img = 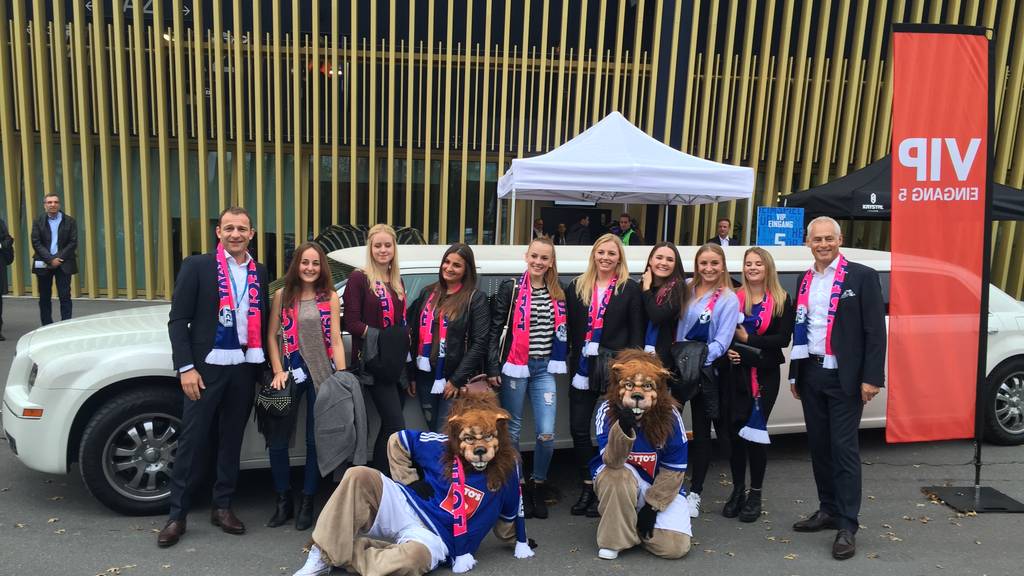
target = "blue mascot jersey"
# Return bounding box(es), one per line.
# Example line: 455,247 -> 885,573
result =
589,401 -> 689,494
396,430 -> 524,561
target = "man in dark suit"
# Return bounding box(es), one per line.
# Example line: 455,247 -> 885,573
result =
566,215 -> 592,245
158,206 -> 269,548
30,194 -> 78,325
706,217 -> 737,246
0,216 -> 13,341
788,216 -> 885,560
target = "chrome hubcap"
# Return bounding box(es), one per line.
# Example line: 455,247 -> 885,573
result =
994,372 -> 1024,435
102,413 -> 179,502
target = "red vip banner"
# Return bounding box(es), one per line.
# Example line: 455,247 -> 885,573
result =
887,29 -> 989,443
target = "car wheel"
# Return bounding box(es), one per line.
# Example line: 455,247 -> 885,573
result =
984,358 -> 1024,446
78,387 -> 182,515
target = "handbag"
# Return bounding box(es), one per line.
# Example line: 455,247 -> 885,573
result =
670,340 -> 708,402
732,342 -> 763,367
256,368 -> 295,418
586,346 -> 618,394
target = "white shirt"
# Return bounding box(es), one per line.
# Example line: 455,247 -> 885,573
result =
226,248 -> 253,346
718,236 -> 730,247
807,258 -> 837,357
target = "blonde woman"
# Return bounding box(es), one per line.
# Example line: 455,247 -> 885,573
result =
721,247 -> 793,522
342,224 -> 409,472
566,233 -> 644,517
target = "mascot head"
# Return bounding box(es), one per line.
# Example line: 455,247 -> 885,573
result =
604,349 -> 679,447
445,390 -> 519,491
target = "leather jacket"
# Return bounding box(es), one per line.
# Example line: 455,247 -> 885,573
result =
407,287 -> 491,386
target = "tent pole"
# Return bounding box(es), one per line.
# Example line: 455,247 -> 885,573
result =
744,195 -> 755,245
530,201 -> 535,238
510,191 -> 517,244
663,203 -> 669,241
495,198 -> 502,245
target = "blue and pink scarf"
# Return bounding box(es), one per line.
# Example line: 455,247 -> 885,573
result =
571,277 -> 617,390
791,254 -> 848,369
206,244 -> 264,365
280,298 -> 334,383
502,272 -> 569,377
644,279 -> 678,353
416,288 -> 457,394
736,289 -> 773,445
374,280 -> 406,328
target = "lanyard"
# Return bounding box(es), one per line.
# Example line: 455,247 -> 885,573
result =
229,260 -> 246,310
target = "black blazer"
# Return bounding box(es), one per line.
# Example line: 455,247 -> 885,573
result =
408,287 -> 490,387
168,252 -> 270,376
641,283 -> 683,372
566,277 -> 644,372
487,278 -> 568,376
740,294 -> 795,368
788,259 -> 886,395
31,212 -> 78,275
705,235 -> 738,246
0,218 -> 12,293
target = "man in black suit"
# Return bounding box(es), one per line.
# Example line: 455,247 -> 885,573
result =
566,215 -> 592,245
158,206 -> 269,548
706,217 -> 736,246
788,216 -> 885,560
30,194 -> 78,325
0,216 -> 13,340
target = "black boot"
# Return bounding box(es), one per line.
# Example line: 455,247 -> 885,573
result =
521,481 -> 536,519
722,486 -> 746,518
571,483 -> 597,516
267,491 -> 293,527
739,488 -> 762,523
295,494 -> 315,531
585,490 -> 600,518
531,480 -> 549,519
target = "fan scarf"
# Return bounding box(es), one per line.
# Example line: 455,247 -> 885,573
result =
571,277 -> 617,390
416,289 -> 455,394
280,298 -> 334,383
502,272 -> 569,377
681,287 -> 722,343
374,280 -> 406,327
791,254 -> 848,369
207,244 -> 264,365
736,289 -> 773,445
643,279 -> 677,353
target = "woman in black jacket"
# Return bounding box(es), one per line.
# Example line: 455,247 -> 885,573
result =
408,243 -> 490,432
722,247 -> 794,522
566,233 -> 644,517
640,242 -> 689,376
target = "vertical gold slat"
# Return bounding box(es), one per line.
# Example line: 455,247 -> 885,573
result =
150,1 -> 172,297
422,1 -> 435,239
909,0 -> 926,23
31,0 -> 55,224
731,0 -> 757,168
945,0 -> 962,23
171,0 -> 190,261
628,0 -> 645,123
292,1 -> 303,252
681,0 -> 702,244
871,0 -> 907,160
496,0 -> 514,243
111,2 -> 136,297
834,0 -> 869,176
571,0 -> 590,137
404,1 -> 416,227
313,0 -> 323,234
193,11 -> 210,254
367,3 -> 378,225
991,0 -> 1024,288
384,1 -> 396,225
458,1 -> 474,242
779,1 -> 815,198
513,8 -> 532,243
608,0 -> 627,114
233,0 -> 246,206
993,0 -> 1016,129
439,0 -> 455,243
1007,68 -> 1024,298
275,0 -> 285,270
212,0 -> 227,213
797,0 -> 833,190
854,0 -> 889,167
130,3 -> 154,298
964,0 -> 981,22
253,0 -> 266,262
929,0 -> 944,22
12,3 -> 39,295
591,0 -> 608,123
553,0 -> 570,145
661,0 -> 684,242
69,1 -> 100,296
349,2 -> 359,222
644,0 -> 664,134
815,0 -> 851,184
478,0 -> 494,240
530,1 -> 549,153
696,0 -> 718,158
51,2 -> 77,295
332,0 -> 342,226
713,1 -> 738,230
748,1 -> 776,208
0,5 -> 23,295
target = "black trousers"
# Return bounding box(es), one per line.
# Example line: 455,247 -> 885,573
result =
686,389 -> 716,495
363,379 -> 407,474
168,363 -> 257,520
569,386 -> 601,481
37,268 -> 72,325
798,361 -> 864,533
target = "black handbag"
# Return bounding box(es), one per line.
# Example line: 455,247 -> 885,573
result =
670,340 -> 708,401
587,346 -> 618,394
732,342 -> 763,367
256,368 -> 295,418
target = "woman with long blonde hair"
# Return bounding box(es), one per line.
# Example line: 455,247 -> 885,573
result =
342,224 -> 409,472
566,233 -> 643,517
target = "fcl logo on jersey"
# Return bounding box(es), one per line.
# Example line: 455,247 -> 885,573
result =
627,451 -> 659,478
441,483 -> 484,519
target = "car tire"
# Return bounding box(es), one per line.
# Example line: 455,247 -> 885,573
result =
78,387 -> 182,516
983,358 -> 1024,446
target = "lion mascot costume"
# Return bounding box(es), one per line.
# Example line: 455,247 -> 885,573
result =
591,349 -> 693,560
294,391 -> 534,576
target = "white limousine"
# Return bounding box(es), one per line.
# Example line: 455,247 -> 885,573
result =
4,245 -> 1024,515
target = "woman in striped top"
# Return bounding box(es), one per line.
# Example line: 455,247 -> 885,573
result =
487,236 -> 568,519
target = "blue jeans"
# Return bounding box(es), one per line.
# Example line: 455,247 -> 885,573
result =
416,370 -> 452,433
268,377 -> 319,496
499,357 -> 557,482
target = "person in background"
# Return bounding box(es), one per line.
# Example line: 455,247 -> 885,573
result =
640,242 -> 688,376
613,213 -> 645,246
706,218 -> 736,247
31,193 -> 78,325
565,233 -> 644,518
0,216 -> 12,341
721,247 -> 793,523
408,243 -> 490,432
789,216 -> 885,561
488,236 -> 568,519
263,242 -> 347,531
675,243 -> 739,519
553,223 -> 569,246
342,224 -> 409,473
566,215 -> 592,246
532,218 -> 546,240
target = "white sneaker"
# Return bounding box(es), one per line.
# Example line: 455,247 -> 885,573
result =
686,491 -> 702,518
293,545 -> 331,576
598,548 -> 619,560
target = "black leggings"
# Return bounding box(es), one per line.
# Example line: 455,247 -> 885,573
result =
686,390 -> 716,495
729,420 -> 768,489
569,387 -> 602,482
363,380 -> 407,474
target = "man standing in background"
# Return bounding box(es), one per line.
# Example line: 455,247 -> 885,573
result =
31,194 -> 78,326
0,216 -> 13,340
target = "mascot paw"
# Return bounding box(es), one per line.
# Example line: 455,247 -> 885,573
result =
514,540 -> 536,559
452,553 -> 478,573
636,503 -> 658,539
617,406 -> 637,437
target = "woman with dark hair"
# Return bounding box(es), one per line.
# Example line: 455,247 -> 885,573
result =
640,242 -> 689,375
721,247 -> 793,522
263,242 -> 346,530
566,233 -> 644,517
408,243 -> 491,431
342,224 -> 409,473
675,243 -> 740,518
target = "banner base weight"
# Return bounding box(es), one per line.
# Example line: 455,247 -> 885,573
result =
922,486 -> 1024,514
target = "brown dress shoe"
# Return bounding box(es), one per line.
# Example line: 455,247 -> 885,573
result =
832,529 -> 856,560
210,508 -> 246,535
792,510 -> 839,532
157,519 -> 186,547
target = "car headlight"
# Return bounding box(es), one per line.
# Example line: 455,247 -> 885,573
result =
27,363 -> 38,390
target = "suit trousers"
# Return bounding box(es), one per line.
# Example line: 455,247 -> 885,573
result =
168,363 -> 257,520
797,361 -> 864,533
37,268 -> 72,325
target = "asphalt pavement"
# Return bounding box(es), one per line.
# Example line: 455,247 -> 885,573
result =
1,296 -> 1023,576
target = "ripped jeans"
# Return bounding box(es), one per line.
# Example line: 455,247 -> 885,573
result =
499,357 -> 557,482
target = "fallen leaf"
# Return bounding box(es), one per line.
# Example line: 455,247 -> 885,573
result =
884,523 -> 894,529
913,464 -> 921,468
950,521 -> 962,527
779,538 -> 791,544
936,565 -> 944,569
703,549 -> 716,554
901,516 -> 912,521
161,566 -> 171,570
966,511 -> 978,517
47,517 -> 59,524
784,553 -> 798,560
726,552 -> 735,557
794,499 -> 804,504
49,496 -> 64,501
569,546 -> 578,553
916,503 -> 926,507
766,536 -> 777,541
867,553 -> 879,559
186,548 -> 196,553
15,523 -> 26,528
919,516 -> 930,524
867,495 -> 876,500
54,528 -> 66,535
975,540 -> 982,545
1,487 -> 9,492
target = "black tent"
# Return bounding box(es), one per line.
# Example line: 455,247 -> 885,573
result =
783,156 -> 1024,221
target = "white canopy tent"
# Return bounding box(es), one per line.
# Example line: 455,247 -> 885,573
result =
497,111 -> 756,241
